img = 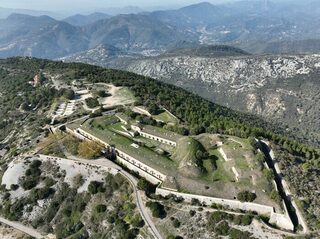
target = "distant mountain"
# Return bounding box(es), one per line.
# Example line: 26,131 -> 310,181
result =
0,14 -> 88,58
0,13 -> 189,59
98,6 -> 144,15
150,2 -> 223,29
1,1 -> 320,59
63,12 -> 110,26
163,45 -> 249,57
261,39 -> 320,54
0,14 -> 56,44
84,14 -> 189,51
59,44 -> 134,66
0,7 -> 61,19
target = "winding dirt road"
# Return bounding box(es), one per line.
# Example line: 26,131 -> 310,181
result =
0,217 -> 44,239
38,154 -> 163,239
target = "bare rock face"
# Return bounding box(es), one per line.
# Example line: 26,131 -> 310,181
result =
124,54 -> 320,144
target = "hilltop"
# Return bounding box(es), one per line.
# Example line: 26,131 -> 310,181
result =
0,57 -> 319,237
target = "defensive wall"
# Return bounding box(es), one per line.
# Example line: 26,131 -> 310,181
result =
65,126 -> 295,231
66,126 -> 165,184
130,125 -> 177,147
156,187 -> 294,231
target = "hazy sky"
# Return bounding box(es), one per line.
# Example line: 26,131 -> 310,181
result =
0,0 -> 234,12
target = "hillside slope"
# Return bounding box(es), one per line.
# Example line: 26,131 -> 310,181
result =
174,137 -> 207,177
119,54 -> 320,145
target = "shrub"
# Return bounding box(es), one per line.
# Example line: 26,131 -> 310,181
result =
146,201 -> 166,219
62,89 -> 75,100
20,160 -> 42,190
44,177 -> 56,187
85,97 -> 99,108
10,184 -> 19,190
237,191 -> 257,202
96,204 -> 107,213
96,90 -> 111,98
270,189 -> 282,204
214,220 -> 230,236
3,192 -> 10,200
78,140 -> 103,159
211,203 -> 224,210
172,218 -> 181,228
73,174 -> 84,188
137,178 -> 156,195
241,215 -> 253,225
189,210 -> 196,217
229,228 -> 253,239
208,211 -> 231,225
122,228 -> 139,239
88,181 -> 105,194
30,187 -> 55,202
20,177 -> 39,190
130,214 -> 145,228
191,198 -> 201,206
30,160 -> 42,168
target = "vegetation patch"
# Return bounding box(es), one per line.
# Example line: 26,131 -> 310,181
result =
174,137 -> 208,177
85,97 -> 99,108
146,201 -> 167,219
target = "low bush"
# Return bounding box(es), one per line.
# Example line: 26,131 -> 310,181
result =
172,218 -> 181,228
85,97 -> 99,108
237,191 -> 257,202
19,160 -> 42,190
10,184 -> 19,190
96,204 -> 107,213
214,220 -> 230,236
229,228 -> 253,239
88,181 -> 105,194
146,201 -> 166,219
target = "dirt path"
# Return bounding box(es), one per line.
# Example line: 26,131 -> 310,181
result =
38,154 -> 163,239
0,217 -> 44,239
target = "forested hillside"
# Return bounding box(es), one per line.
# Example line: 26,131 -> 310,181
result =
0,57 -> 319,232
0,57 -> 318,163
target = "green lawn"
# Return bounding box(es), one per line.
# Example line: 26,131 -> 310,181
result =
80,119 -> 178,175
201,149 -> 234,182
235,156 -> 249,170
134,136 -> 175,155
109,122 -> 129,133
91,115 -> 120,128
153,111 -> 178,124
142,125 -> 182,142
116,87 -> 136,103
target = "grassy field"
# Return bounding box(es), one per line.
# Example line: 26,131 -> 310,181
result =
173,134 -> 281,210
116,87 -> 136,103
68,116 -> 280,209
202,149 -> 234,182
153,110 -> 179,124
109,122 -> 129,133
99,85 -> 136,107
79,117 -> 178,175
91,115 -> 120,127
142,125 -> 182,142
134,136 -> 176,155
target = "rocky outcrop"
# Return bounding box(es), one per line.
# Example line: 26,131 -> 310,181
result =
123,54 -> 320,145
